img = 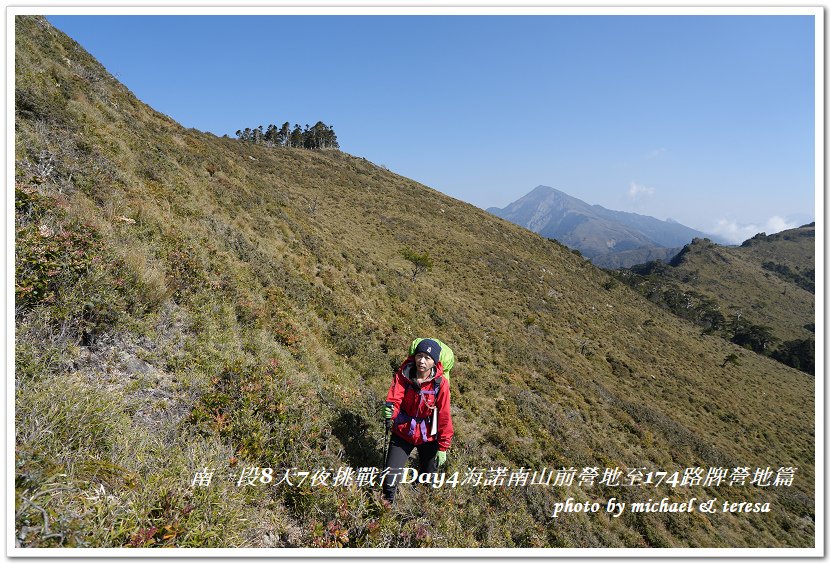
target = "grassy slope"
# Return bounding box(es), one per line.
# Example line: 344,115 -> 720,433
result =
624,233 -> 814,345
729,228 -> 815,340
14,16 -> 815,548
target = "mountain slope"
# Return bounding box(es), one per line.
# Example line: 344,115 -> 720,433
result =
487,185 -> 719,267
14,16 -> 814,549
612,228 -> 815,373
675,228 -> 815,343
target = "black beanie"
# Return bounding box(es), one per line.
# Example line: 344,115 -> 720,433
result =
414,338 -> 441,365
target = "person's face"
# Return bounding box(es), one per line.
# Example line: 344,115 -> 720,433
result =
414,352 -> 435,375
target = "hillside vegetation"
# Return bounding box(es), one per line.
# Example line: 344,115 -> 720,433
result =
14,16 -> 815,549
611,230 -> 815,374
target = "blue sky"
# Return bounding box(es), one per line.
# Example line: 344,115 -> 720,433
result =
45,12 -> 817,244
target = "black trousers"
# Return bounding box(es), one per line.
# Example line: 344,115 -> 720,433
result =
382,434 -> 439,502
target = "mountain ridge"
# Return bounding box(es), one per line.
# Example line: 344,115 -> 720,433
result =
488,185 -> 726,268
611,225 -> 815,374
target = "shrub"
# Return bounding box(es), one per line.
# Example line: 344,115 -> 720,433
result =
15,184 -> 103,309
15,183 -> 129,346
771,338 -> 814,374
728,319 -> 777,353
401,248 -> 433,282
187,356 -> 324,465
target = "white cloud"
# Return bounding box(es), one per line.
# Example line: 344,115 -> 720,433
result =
765,215 -> 797,234
628,181 -> 655,200
709,216 -> 799,245
646,148 -> 667,159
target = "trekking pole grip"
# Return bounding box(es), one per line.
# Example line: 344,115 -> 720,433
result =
384,401 -> 393,431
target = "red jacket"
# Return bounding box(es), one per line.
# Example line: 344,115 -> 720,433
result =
386,357 -> 454,451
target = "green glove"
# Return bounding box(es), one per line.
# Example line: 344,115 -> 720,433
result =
383,404 -> 393,420
437,451 -> 447,467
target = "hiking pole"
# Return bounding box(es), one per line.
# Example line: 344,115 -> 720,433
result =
382,401 -> 393,466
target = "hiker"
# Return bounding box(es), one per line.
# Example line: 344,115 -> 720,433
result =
382,338 -> 454,504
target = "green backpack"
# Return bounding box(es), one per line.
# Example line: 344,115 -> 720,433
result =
408,338 -> 455,381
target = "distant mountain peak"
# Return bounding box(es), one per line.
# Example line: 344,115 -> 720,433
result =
489,186 -> 723,268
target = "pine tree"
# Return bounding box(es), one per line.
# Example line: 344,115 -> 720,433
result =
278,122 -> 290,147
236,120 -> 338,149
290,124 -> 303,148
264,124 -> 277,146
